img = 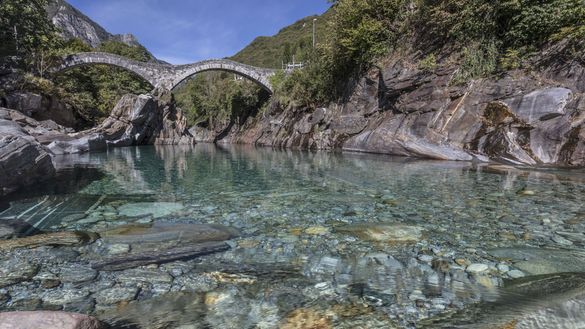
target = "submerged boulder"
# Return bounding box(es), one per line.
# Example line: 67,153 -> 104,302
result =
0,311 -> 107,329
488,248 -> 585,275
335,223 -> 424,244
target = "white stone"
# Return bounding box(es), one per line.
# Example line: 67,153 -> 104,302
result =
466,263 -> 489,274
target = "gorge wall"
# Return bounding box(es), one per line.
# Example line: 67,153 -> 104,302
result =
192,43 -> 585,167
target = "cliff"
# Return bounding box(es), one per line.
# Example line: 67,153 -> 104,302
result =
192,40 -> 585,167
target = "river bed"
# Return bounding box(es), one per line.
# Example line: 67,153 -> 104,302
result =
1,144 -> 585,328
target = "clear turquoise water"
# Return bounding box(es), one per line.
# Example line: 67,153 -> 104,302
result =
2,144 -> 585,328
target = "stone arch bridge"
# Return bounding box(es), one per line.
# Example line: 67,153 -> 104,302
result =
53,52 -> 277,93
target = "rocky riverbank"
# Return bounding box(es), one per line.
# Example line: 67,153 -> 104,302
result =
192,41 -> 585,167
0,88 -> 194,195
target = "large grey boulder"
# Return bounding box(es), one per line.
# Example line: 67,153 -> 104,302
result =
0,118 -> 55,195
94,89 -> 194,147
46,89 -> 194,155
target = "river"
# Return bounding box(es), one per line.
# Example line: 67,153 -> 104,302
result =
1,144 -> 585,328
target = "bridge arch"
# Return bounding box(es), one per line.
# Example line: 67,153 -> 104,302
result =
53,52 -> 170,88
53,52 -> 276,93
171,60 -> 275,92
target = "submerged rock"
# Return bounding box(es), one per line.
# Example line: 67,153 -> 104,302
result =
0,231 -> 98,251
92,241 -> 231,271
101,222 -> 237,249
488,248 -> 585,275
422,273 -> 585,328
94,286 -> 139,305
0,311 -> 107,329
0,259 -> 39,288
58,265 -> 98,284
116,202 -> 184,219
335,223 -> 424,244
280,308 -> 332,329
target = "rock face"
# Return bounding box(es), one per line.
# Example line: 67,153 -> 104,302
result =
47,89 -> 195,155
0,110 -> 56,195
46,0 -> 147,51
3,92 -> 81,129
193,44 -> 585,167
0,311 -> 107,329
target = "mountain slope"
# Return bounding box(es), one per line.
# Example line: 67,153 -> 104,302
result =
46,0 -> 146,50
230,8 -> 333,68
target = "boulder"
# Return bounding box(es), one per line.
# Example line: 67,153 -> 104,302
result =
0,259 -> 39,288
44,89 -> 195,155
0,311 -> 107,329
0,118 -> 55,195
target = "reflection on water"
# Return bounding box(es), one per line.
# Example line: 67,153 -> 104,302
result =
2,144 -> 585,328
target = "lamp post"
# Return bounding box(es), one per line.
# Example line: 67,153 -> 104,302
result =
312,18 -> 317,48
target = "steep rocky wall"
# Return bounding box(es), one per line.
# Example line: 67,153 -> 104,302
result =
192,47 -> 585,167
0,110 -> 56,195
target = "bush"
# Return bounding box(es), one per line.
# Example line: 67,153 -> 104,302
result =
452,41 -> 499,85
419,54 -> 437,72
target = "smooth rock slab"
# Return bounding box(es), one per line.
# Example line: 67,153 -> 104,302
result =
0,311 -> 106,329
101,222 -> 237,251
335,223 -> 424,244
92,241 -> 231,271
0,231 -> 98,251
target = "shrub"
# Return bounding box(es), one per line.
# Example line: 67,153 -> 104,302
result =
419,54 -> 437,72
451,41 -> 499,85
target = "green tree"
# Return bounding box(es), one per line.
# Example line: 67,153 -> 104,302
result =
0,0 -> 61,75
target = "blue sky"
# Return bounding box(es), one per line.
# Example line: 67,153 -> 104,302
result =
68,0 -> 331,64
